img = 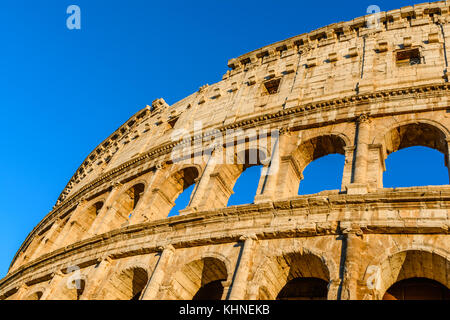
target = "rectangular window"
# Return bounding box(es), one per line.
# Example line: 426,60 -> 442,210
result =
396,48 -> 421,65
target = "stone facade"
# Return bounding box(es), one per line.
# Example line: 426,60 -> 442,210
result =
1,1 -> 449,300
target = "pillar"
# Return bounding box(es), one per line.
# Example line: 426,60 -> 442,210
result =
141,245 -> 175,300
445,138 -> 450,184
87,182 -> 123,236
227,234 -> 258,300
254,130 -> 301,202
339,225 -> 364,300
80,256 -> 114,300
347,114 -> 371,194
40,271 -> 64,300
367,144 -> 386,190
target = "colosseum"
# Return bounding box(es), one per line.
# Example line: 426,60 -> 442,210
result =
1,1 -> 450,301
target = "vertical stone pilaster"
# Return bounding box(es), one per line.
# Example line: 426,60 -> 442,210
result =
30,218 -> 66,260
87,182 -> 122,236
40,271 -> 64,300
445,138 -> 450,184
339,225 -> 364,300
341,146 -> 355,191
14,283 -> 29,300
347,114 -> 371,194
255,130 -> 301,202
80,256 -> 114,300
141,245 -> 175,300
227,234 -> 258,300
367,144 -> 386,190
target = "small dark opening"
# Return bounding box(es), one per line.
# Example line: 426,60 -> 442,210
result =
168,116 -> 179,128
277,278 -> 328,300
383,278 -> 450,300
263,78 -> 280,95
396,48 -> 421,65
192,280 -> 225,300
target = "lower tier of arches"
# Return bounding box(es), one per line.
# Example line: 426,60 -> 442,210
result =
0,188 -> 449,300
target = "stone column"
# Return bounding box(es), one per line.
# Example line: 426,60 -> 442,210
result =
341,146 -> 355,191
80,256 -> 114,300
54,199 -> 88,248
445,138 -> 450,184
367,144 -> 386,190
141,245 -> 175,300
227,234 -> 258,300
30,218 -> 65,260
15,283 -> 30,300
339,225 -> 364,300
254,130 -> 301,202
40,270 -> 64,300
347,114 -> 371,194
87,182 -> 122,236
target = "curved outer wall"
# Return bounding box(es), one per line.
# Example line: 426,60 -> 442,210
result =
1,1 -> 449,300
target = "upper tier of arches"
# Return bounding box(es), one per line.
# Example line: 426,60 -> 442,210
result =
10,111 -> 450,272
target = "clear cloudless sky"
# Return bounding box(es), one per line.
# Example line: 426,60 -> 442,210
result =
0,0 -> 448,278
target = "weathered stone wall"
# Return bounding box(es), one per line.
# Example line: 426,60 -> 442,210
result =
0,1 -> 449,300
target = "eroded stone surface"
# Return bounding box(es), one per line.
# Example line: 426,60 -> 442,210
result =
1,1 -> 449,300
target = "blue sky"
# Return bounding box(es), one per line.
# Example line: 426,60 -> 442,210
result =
0,0 -> 447,278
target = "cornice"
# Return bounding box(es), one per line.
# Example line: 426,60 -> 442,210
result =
226,1 -> 450,75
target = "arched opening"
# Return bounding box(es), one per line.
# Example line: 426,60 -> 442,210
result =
371,249 -> 450,300
130,166 -> 200,222
32,211 -> 73,259
382,122 -> 449,187
59,201 -> 104,247
227,165 -> 263,206
25,291 -> 43,300
166,257 -> 228,300
276,278 -> 328,300
383,278 -> 450,300
50,277 -> 86,300
168,184 -> 196,217
384,146 -> 448,187
107,183 -> 145,231
156,166 -> 199,219
192,280 -> 225,300
298,154 -> 345,195
293,135 -> 346,195
256,252 -> 330,300
225,148 -> 267,207
98,267 -> 149,300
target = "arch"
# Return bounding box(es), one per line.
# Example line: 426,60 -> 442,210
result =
276,277 -> 329,300
23,284 -> 47,300
293,134 -> 347,171
156,166 -> 200,218
291,134 -> 348,194
207,147 -> 269,209
49,275 -> 87,300
104,183 -> 146,231
58,200 -> 105,247
381,121 -> 449,156
383,277 -> 450,300
251,249 -> 332,300
165,257 -> 229,300
372,118 -> 450,149
370,119 -> 450,189
383,146 -> 448,187
98,266 -> 149,300
362,247 -> 450,300
24,291 -> 43,300
298,153 -> 345,195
